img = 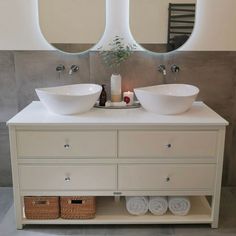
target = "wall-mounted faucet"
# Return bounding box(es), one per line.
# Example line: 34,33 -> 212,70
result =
56,64 -> 80,78
56,64 -> 65,73
158,64 -> 167,76
158,64 -> 167,84
56,64 -> 65,79
158,64 -> 180,83
69,65 -> 79,75
171,64 -> 180,81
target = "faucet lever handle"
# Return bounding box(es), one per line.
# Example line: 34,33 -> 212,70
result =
56,64 -> 65,72
56,64 -> 65,79
69,65 -> 79,75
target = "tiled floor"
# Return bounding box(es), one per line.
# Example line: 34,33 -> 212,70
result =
0,187 -> 236,236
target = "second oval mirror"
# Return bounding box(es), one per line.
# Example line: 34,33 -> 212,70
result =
130,0 -> 196,53
38,0 -> 106,54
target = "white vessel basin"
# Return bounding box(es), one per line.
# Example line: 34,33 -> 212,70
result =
36,84 -> 102,115
134,84 -> 199,115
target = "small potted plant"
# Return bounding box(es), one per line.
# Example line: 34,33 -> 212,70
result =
99,36 -> 136,102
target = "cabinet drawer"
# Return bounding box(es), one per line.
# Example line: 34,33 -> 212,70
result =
118,164 -> 216,190
19,164 -> 117,191
119,131 -> 218,158
17,131 -> 117,158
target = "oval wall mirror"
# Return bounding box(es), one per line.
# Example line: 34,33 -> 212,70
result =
38,0 -> 106,54
130,0 -> 196,53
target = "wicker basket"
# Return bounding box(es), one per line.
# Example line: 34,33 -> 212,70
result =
24,196 -> 60,220
60,196 -> 96,219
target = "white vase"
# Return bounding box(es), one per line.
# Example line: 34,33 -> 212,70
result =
110,74 -> 122,102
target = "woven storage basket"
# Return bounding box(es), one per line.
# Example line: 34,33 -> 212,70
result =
24,196 -> 60,220
60,196 -> 96,219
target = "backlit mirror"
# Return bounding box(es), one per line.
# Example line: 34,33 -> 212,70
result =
130,0 -> 196,53
38,0 -> 106,53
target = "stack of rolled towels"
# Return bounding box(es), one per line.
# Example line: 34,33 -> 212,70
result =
125,196 -> 191,216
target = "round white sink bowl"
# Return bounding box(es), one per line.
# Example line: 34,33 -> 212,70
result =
36,84 -> 102,115
134,84 -> 199,115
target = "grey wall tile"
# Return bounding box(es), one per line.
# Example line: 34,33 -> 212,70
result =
163,51 -> 236,186
14,51 -> 90,110
1,50 -> 236,186
121,52 -> 165,91
89,51 -> 114,99
2,50 -> 91,187
227,53 -> 236,186
0,51 -> 17,122
90,51 -> 164,99
0,123 -> 12,186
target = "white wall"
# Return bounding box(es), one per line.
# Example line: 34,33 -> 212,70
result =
95,0 -> 140,50
182,0 -> 236,50
0,0 -> 235,51
0,0 -> 51,50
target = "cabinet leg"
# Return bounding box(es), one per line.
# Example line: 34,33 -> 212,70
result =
13,194 -> 24,230
17,224 -> 23,230
211,221 -> 219,229
114,196 -> 121,202
211,195 -> 220,229
210,127 -> 225,230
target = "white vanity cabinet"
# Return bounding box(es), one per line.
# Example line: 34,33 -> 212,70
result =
8,102 -> 228,229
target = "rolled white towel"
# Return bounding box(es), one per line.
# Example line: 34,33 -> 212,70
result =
125,196 -> 149,216
168,196 -> 191,216
149,196 -> 168,216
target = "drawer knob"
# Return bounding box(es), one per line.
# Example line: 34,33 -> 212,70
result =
165,144 -> 172,149
65,177 -> 71,182
64,144 -> 70,149
166,177 -> 170,182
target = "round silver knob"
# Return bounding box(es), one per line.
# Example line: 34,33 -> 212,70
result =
166,177 -> 170,182
171,64 -> 180,73
165,144 -> 172,148
56,64 -> 65,72
65,177 -> 71,182
64,144 -> 70,149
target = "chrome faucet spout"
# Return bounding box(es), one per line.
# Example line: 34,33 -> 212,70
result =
158,64 -> 167,83
158,65 -> 166,75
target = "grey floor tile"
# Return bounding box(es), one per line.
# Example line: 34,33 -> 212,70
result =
173,188 -> 236,236
0,188 -> 13,223
0,187 -> 173,236
110,225 -> 173,236
0,188 -> 236,236
0,124 -> 12,187
0,206 -> 173,236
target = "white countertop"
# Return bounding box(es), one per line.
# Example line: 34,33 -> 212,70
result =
7,101 -> 228,126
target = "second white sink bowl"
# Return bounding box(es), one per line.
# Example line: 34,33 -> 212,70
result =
36,84 -> 102,115
134,84 -> 199,115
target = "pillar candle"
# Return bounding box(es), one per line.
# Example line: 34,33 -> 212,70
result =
123,91 -> 134,105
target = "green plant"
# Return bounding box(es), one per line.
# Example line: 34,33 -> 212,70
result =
99,36 -> 136,74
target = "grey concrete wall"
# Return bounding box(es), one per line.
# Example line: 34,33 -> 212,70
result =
0,51 -> 235,186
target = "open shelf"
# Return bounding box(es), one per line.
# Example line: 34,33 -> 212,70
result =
22,196 -> 212,225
